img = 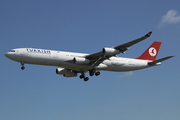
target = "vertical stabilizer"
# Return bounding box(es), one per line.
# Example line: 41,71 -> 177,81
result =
136,41 -> 161,61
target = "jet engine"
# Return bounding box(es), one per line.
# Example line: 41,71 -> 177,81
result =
73,57 -> 90,64
56,68 -> 71,75
102,47 -> 120,56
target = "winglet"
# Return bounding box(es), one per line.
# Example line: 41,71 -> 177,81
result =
145,31 -> 152,37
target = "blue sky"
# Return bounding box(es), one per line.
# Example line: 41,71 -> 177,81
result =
1,0 -> 180,120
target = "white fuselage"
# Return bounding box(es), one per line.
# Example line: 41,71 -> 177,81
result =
5,48 -> 153,72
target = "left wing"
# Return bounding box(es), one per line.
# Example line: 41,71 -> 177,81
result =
85,31 -> 152,67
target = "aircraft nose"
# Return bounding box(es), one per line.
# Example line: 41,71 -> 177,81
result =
5,52 -> 10,58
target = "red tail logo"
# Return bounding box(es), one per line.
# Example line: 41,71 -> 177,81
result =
149,47 -> 156,56
136,41 -> 161,61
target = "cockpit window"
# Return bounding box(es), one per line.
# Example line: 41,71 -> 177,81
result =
9,50 -> 15,52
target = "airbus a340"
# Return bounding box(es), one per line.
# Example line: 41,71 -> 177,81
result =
5,31 -> 173,81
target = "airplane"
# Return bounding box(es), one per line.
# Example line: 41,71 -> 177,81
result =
5,31 -> 174,81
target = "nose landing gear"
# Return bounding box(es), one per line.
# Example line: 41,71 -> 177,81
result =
21,62 -> 25,70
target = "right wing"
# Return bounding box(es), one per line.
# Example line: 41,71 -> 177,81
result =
85,31 -> 152,67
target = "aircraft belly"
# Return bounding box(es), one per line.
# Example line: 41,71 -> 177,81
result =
104,62 -> 148,72
58,61 -> 92,71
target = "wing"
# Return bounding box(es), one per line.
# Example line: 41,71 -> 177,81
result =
85,31 -> 152,67
113,31 -> 152,50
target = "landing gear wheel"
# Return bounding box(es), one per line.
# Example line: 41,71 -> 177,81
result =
21,66 -> 25,70
80,74 -> 85,79
89,72 -> 94,76
95,71 -> 100,76
84,77 -> 89,82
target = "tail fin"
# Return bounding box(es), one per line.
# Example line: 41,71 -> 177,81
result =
136,41 -> 161,61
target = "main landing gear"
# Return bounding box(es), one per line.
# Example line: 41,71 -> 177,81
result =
79,74 -> 89,82
21,62 -> 25,70
89,69 -> 100,76
79,70 -> 101,82
95,71 -> 100,76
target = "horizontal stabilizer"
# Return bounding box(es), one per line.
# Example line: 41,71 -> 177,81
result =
148,56 -> 174,66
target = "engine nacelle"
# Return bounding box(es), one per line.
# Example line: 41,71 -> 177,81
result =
56,68 -> 71,75
73,57 -> 90,64
102,47 -> 120,56
63,73 -> 77,77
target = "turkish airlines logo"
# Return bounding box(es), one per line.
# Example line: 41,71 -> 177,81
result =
149,47 -> 157,56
